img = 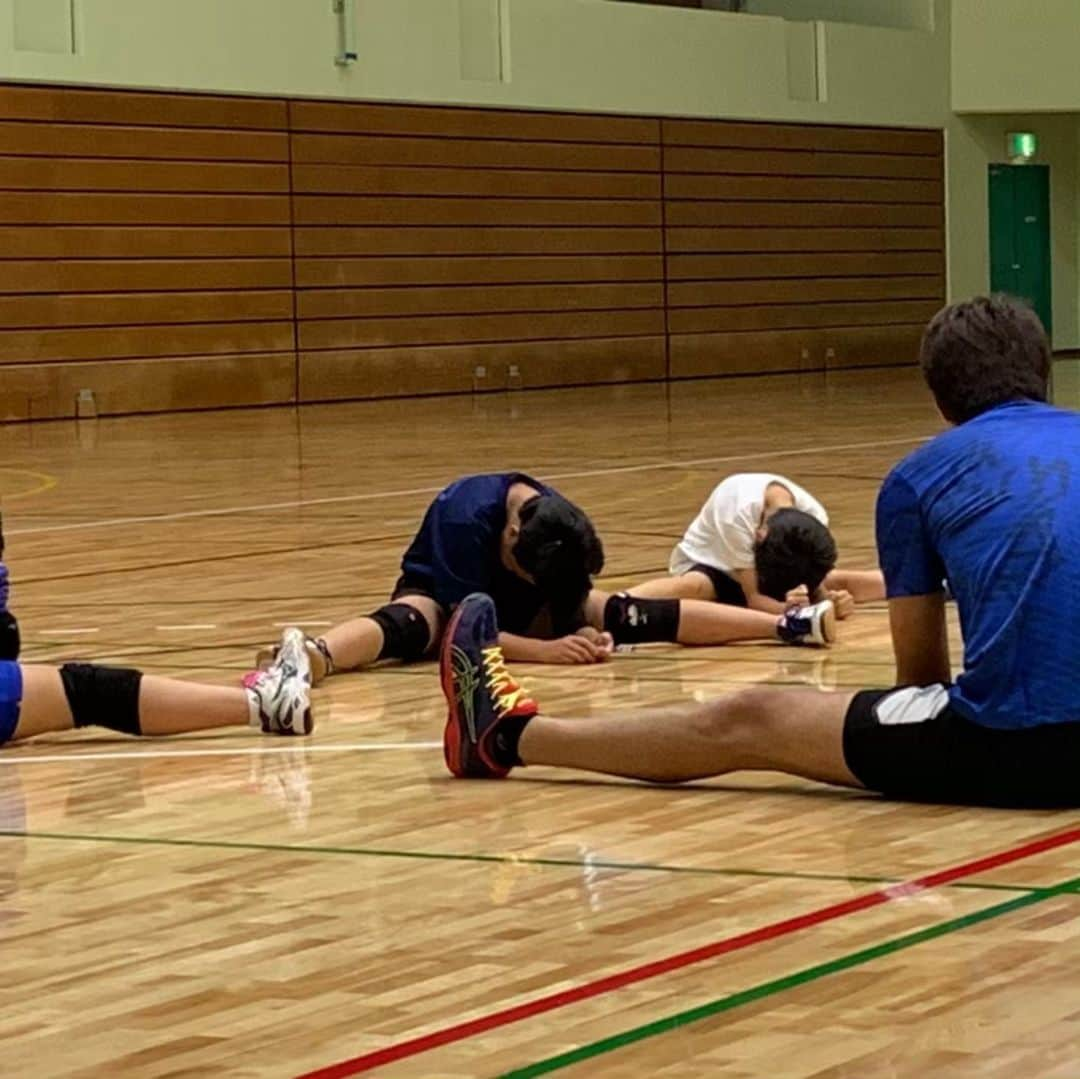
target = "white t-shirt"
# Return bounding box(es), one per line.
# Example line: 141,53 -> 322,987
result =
669,473 -> 829,576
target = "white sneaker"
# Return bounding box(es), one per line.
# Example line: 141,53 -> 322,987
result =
254,633 -> 332,685
244,628 -> 313,735
776,600 -> 836,647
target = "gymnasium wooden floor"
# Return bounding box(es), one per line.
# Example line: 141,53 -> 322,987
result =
3,367 -> 1080,1078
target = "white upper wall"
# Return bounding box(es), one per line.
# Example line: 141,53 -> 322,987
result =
953,0 -> 1080,113
0,0 -> 950,128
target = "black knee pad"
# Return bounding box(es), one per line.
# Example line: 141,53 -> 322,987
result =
370,603 -> 430,663
60,663 -> 143,735
603,593 -> 679,645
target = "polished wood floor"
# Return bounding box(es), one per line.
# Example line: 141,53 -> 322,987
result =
2,368 -> 1078,1078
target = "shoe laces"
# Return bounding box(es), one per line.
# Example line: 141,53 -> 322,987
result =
481,645 -> 534,715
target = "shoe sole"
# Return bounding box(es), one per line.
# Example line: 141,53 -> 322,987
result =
440,602 -> 469,776
278,628 -> 315,736
296,701 -> 314,736
820,602 -> 837,646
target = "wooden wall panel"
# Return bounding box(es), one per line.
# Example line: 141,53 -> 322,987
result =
292,101 -> 665,400
299,338 -> 666,402
0,84 -> 294,420
0,83 -> 946,421
0,354 -> 295,422
669,325 -> 926,380
662,118 -> 945,378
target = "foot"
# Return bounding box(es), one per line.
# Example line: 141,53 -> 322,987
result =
441,593 -> 539,778
255,633 -> 332,685
244,627 -> 314,735
776,599 -> 836,647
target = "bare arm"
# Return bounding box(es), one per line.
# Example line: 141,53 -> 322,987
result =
888,593 -> 951,686
499,631 -> 607,665
498,632 -> 553,662
732,568 -> 787,614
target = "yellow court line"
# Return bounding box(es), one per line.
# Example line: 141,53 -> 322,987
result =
0,468 -> 59,501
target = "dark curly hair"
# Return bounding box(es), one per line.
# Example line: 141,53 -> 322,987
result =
753,508 -> 837,602
513,493 -> 604,623
919,295 -> 1050,424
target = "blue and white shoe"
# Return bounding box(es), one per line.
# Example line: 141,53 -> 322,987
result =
441,593 -> 539,779
776,600 -> 836,647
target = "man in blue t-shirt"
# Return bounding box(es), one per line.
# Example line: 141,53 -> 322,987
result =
440,296 -> 1080,807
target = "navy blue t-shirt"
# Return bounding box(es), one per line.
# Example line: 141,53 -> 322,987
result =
877,400 -> 1080,729
399,472 -> 555,632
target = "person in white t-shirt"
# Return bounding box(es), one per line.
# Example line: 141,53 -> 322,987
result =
630,473 -> 884,618
574,471 -> 857,652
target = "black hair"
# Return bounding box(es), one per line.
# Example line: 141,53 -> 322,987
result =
753,508 -> 837,602
513,493 -> 604,621
919,294 -> 1050,424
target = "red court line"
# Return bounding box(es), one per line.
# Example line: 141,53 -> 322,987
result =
296,824 -> 1080,1079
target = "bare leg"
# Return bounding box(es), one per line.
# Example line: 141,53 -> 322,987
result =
13,666 -> 249,742
628,571 -> 717,601
314,618 -> 384,676
313,595 -> 445,679
676,599 -> 787,645
137,676 -> 250,735
10,667 -> 74,740
519,686 -> 861,788
824,569 -> 885,603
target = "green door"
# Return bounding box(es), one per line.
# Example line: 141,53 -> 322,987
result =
988,164 -> 1052,338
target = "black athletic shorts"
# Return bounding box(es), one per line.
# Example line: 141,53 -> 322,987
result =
843,685 -> 1080,808
391,572 -> 440,606
389,573 -> 549,636
684,563 -> 748,608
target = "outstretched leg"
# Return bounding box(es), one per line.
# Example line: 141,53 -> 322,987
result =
258,595 -> 444,684
626,570 -> 717,602
584,589 -> 834,648
518,687 -> 859,787
441,592 -> 859,789
13,667 -> 252,740
4,631 -> 312,745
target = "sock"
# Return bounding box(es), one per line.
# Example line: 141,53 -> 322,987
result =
311,637 -> 335,677
241,673 -> 263,728
491,714 -> 533,769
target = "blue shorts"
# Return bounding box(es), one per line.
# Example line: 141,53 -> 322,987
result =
0,661 -> 22,744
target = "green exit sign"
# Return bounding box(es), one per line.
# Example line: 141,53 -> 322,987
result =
1007,131 -> 1038,161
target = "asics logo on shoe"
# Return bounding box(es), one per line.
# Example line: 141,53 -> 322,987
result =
450,644 -> 481,743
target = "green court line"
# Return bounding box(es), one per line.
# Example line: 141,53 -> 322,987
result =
500,874 -> 1080,1079
0,828 -> 1038,894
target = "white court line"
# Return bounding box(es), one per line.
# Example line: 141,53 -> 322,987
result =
6,436 -> 927,538
0,740 -> 442,764
37,628 -> 100,635
157,624 -> 218,631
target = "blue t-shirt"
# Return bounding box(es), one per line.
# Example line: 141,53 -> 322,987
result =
400,472 -> 555,631
877,400 -> 1080,729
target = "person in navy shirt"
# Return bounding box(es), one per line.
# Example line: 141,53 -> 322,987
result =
256,469 -> 839,686
440,296 -> 1080,807
256,473 -> 615,682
